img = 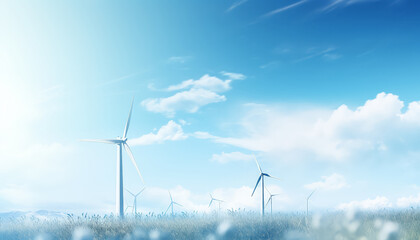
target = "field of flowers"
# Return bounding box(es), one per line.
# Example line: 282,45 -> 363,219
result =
0,209 -> 418,240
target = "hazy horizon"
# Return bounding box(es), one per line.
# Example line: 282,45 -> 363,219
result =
1,0 -> 420,216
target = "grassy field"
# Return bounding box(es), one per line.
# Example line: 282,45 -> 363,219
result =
0,209 -> 418,239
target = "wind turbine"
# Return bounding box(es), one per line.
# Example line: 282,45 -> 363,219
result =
251,156 -> 280,217
126,188 -> 146,215
265,187 -> 280,216
165,191 -> 182,216
208,194 -> 224,213
307,190 -> 316,218
125,205 -> 133,215
81,98 -> 144,218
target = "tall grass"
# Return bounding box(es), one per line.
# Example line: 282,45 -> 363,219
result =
0,209 -> 418,239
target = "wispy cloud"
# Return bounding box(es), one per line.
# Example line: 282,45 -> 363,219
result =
220,71 -> 246,80
320,0 -> 385,13
166,74 -> 232,92
142,73 -> 244,116
142,89 -> 226,117
304,173 -> 348,191
261,0 -> 307,18
226,0 -> 248,12
167,56 -> 192,64
294,47 -> 337,62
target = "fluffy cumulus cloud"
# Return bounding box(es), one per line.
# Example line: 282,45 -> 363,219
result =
396,194 -> 420,208
129,120 -> 187,146
195,93 -> 420,161
142,73 -> 244,117
210,151 -> 254,163
337,196 -> 392,210
304,173 -> 348,191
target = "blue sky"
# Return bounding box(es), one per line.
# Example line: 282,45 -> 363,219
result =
1,0 -> 420,214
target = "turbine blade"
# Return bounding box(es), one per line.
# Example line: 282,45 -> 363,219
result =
209,199 -> 213,208
136,187 -> 146,197
165,204 -> 171,214
174,202 -> 183,207
80,139 -> 121,144
169,191 -> 173,202
123,97 -> 134,138
265,186 -> 271,195
125,189 -> 135,197
308,189 -> 316,199
265,174 -> 281,181
123,143 -> 145,184
254,155 -> 262,173
266,197 -> 272,207
251,175 -> 262,197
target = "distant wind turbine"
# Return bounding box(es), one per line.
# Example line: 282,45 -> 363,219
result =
125,205 -> 133,214
165,191 -> 182,216
208,194 -> 224,213
251,155 -> 280,217
126,188 -> 145,215
81,98 -> 144,218
265,187 -> 280,216
307,189 -> 316,218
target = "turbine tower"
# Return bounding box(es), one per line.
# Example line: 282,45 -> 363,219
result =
81,98 -> 144,218
208,194 -> 224,213
251,156 -> 280,217
307,190 -> 316,218
126,188 -> 145,215
165,191 -> 182,216
265,187 -> 280,216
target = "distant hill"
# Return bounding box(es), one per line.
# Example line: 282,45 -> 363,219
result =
0,210 -> 67,220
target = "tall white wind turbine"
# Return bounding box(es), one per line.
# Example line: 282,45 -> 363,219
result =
126,188 -> 146,215
81,98 -> 144,218
165,191 -> 182,216
251,156 -> 280,217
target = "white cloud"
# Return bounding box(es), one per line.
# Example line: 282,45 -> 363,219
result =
220,71 -> 246,80
142,88 -> 226,117
211,151 -> 254,163
261,0 -> 307,18
321,0 -> 385,13
295,47 -> 337,62
396,194 -> 420,208
129,120 -> 187,146
304,173 -> 348,191
226,0 -> 248,12
166,74 -> 231,92
143,73 -> 244,116
195,92 -> 420,161
337,196 -> 392,210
